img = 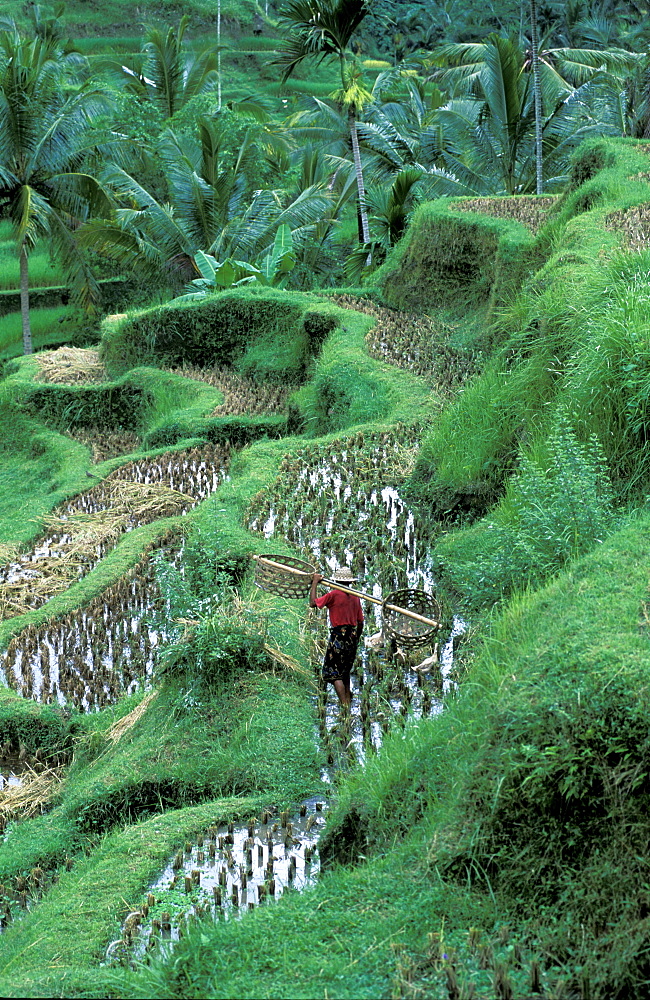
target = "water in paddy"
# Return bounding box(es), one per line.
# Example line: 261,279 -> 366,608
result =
106,801 -> 327,965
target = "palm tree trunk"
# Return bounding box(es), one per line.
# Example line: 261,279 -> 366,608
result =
217,0 -> 222,110
349,110 -> 370,246
530,0 -> 543,195
19,242 -> 33,355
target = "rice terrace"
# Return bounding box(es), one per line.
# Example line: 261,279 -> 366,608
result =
2,1 -> 650,997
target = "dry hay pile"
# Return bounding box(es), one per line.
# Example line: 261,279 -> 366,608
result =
66,427 -> 141,464
165,365 -> 289,415
0,765 -> 63,823
449,195 -> 557,234
35,347 -> 105,384
329,295 -> 474,393
605,203 -> 650,250
107,692 -> 157,744
0,481 -> 192,621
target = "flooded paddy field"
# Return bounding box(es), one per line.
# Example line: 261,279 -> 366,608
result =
327,295 -> 475,391
248,425 -> 436,595
0,444 -> 228,623
107,801 -> 327,965
0,531 -> 183,710
248,426 -> 465,761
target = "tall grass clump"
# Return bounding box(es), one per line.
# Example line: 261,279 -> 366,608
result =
560,250 -> 650,494
434,412 -> 617,609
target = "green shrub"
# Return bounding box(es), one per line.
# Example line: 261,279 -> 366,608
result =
142,412 -> 288,449
0,691 -> 81,759
375,199 -> 536,312
19,381 -> 154,431
569,138 -> 617,189
433,413 -> 617,608
409,356 -> 555,518
155,564 -> 269,693
100,288 -> 338,381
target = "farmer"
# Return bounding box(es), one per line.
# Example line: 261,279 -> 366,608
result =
310,567 -> 364,707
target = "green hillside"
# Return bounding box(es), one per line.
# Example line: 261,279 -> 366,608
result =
2,2 -> 650,998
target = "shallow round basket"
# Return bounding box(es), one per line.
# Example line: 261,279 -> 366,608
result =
383,589 -> 441,649
254,554 -> 317,599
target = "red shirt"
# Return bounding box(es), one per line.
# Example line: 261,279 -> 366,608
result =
315,588 -> 364,628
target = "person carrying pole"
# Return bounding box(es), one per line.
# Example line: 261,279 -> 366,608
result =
309,566 -> 364,707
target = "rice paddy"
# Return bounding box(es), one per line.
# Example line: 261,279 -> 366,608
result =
65,428 -> 141,464
605,202 -> 650,249
0,531 -> 182,710
247,427 -> 465,765
328,294 -> 475,392
449,195 -> 558,234
247,426 -> 435,595
0,443 -> 229,622
165,365 -> 290,416
108,801 -> 328,966
0,854 -> 60,931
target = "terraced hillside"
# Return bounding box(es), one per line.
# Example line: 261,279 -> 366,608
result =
2,138 -> 650,999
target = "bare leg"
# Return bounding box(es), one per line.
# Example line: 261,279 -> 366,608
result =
333,679 -> 351,707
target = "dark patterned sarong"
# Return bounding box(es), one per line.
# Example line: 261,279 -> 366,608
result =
322,625 -> 360,683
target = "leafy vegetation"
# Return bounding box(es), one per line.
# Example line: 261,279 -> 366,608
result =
2,3 -> 650,998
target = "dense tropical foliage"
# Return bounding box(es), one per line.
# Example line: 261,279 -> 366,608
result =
0,0 -> 647,328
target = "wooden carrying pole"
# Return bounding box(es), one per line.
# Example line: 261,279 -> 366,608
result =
253,555 -> 439,629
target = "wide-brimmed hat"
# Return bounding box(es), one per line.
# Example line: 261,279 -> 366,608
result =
332,566 -> 357,583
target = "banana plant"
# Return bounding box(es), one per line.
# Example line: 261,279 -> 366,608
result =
175,224 -> 296,300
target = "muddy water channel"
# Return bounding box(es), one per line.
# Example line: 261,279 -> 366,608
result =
107,801 -> 327,965
248,426 -> 464,763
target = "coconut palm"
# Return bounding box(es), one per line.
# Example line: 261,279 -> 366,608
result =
276,0 -> 374,244
530,0 -> 544,193
410,32 -> 641,194
116,16 -> 219,120
80,115 -> 332,287
0,21 -> 112,353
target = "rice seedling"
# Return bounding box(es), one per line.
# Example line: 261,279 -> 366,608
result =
605,203 -> 650,250
326,295 -> 476,393
165,365 -> 290,416
64,428 -> 141,464
247,425 -> 434,596
108,802 -> 327,965
449,196 -> 558,235
0,531 -> 182,710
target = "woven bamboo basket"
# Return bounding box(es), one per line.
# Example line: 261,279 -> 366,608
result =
254,554 -> 316,598
383,589 -> 441,649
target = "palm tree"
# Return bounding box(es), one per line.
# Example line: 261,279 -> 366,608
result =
80,115 -> 332,287
275,0 -> 374,245
529,0 -> 544,194
0,20 -> 112,354
424,31 -> 641,194
116,16 -> 219,120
